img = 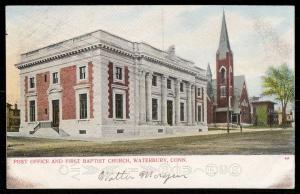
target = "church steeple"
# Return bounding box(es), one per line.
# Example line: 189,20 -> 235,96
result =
217,10 -> 231,59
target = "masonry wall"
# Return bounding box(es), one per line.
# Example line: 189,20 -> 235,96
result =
239,82 -> 251,124
216,52 -> 234,108
216,111 -> 227,123
207,97 -> 215,124
88,62 -> 94,119
61,65 -> 77,120
37,71 -> 50,121
24,76 -> 28,122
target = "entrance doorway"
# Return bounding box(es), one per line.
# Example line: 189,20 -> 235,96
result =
167,100 -> 173,125
52,100 -> 59,127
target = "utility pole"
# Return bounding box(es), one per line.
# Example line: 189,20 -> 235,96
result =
227,98 -> 229,133
227,69 -> 230,134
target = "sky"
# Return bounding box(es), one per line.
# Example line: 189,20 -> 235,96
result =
6,5 -> 294,110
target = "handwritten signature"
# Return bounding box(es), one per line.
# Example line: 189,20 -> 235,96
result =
98,170 -> 188,184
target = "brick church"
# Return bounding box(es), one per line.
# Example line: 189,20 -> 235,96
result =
207,12 -> 251,125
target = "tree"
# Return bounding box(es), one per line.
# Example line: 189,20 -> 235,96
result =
261,64 -> 294,127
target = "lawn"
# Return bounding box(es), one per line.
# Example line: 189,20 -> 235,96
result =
7,129 -> 294,157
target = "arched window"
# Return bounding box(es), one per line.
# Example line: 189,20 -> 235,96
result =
221,68 -> 226,84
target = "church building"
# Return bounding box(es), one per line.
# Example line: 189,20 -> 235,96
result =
15,29 -> 208,138
207,12 -> 251,125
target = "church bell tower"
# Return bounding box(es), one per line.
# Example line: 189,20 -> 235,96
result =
216,11 -> 234,108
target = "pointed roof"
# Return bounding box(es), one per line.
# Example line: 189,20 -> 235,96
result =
206,63 -> 212,77
217,11 -> 231,59
206,63 -> 214,99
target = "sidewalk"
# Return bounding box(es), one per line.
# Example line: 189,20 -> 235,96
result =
8,127 -> 293,143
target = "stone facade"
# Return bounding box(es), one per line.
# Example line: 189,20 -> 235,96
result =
16,29 -> 208,138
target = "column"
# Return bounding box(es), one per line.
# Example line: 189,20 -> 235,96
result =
161,75 -> 168,125
139,70 -> 146,124
195,86 -> 198,123
203,86 -> 207,125
187,82 -> 192,125
191,84 -> 196,125
134,65 -> 140,125
175,79 -> 181,125
145,72 -> 152,123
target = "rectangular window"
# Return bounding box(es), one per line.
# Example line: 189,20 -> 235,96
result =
115,93 -> 123,119
198,105 -> 202,122
29,100 -> 35,122
79,93 -> 87,119
79,66 -> 86,80
44,74 -> 47,82
180,102 -> 185,121
197,88 -> 201,97
152,98 -> 158,120
115,67 -> 123,80
167,79 -> 172,89
53,72 -> 58,84
29,77 -> 35,88
152,75 -> 157,86
221,86 -> 226,97
180,82 -> 184,92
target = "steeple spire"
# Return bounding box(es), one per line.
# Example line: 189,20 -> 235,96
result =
206,63 -> 212,78
217,10 -> 231,59
206,63 -> 214,99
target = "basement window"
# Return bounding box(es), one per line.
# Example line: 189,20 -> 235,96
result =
117,129 -> 124,134
158,129 -> 163,133
79,130 -> 86,134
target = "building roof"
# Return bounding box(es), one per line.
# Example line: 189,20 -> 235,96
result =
252,100 -> 277,105
217,11 -> 231,59
233,75 -> 246,113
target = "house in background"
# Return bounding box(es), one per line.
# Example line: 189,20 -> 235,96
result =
275,107 -> 294,126
251,100 -> 276,126
6,103 -> 20,132
206,11 -> 251,126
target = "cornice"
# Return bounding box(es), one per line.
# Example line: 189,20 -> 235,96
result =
15,42 -> 206,80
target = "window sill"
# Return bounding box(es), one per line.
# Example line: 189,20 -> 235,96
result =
113,79 -> 125,84
77,119 -> 90,122
113,118 -> 127,121
152,119 -> 160,122
28,122 -> 37,124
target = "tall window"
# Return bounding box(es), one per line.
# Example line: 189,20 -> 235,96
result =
167,79 -> 172,89
180,82 -> 184,92
29,100 -> 35,122
79,66 -> 86,80
221,86 -> 226,97
152,75 -> 157,86
79,93 -> 87,119
180,102 -> 185,121
115,67 -> 123,80
152,98 -> 158,120
53,72 -> 58,84
221,68 -> 226,84
115,93 -> 123,119
198,105 -> 202,122
197,88 -> 201,97
29,77 -> 35,88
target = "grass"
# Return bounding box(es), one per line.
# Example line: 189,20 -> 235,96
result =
7,129 -> 294,157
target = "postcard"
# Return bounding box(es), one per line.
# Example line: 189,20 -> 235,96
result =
6,5 -> 295,189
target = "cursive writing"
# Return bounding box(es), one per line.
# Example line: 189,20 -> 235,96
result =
98,170 -> 188,184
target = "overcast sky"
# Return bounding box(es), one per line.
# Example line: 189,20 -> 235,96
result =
6,5 -> 294,109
